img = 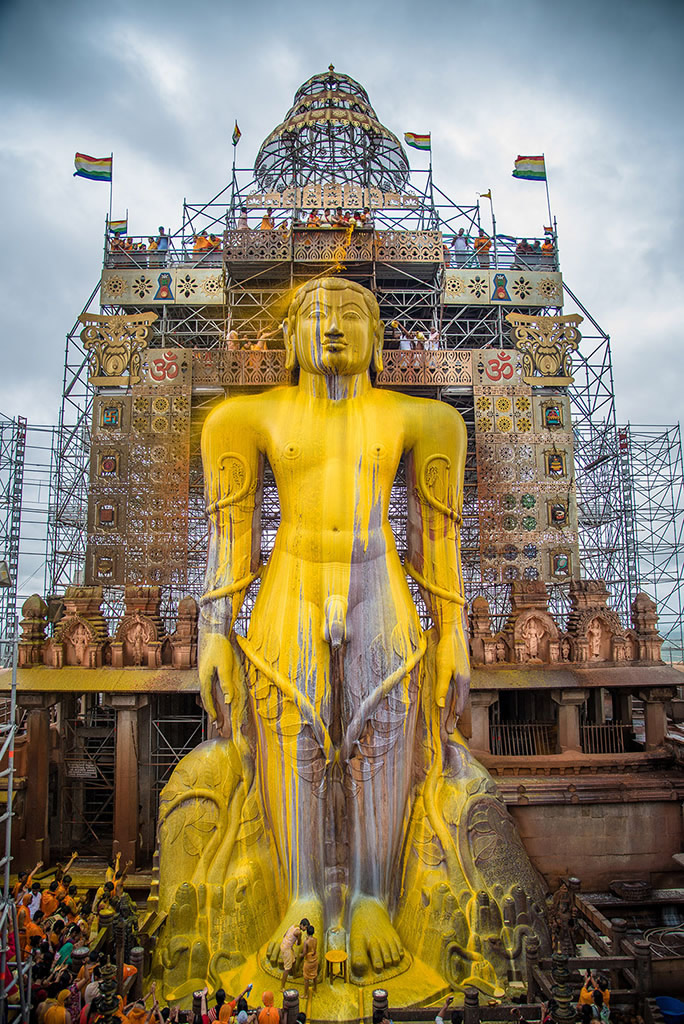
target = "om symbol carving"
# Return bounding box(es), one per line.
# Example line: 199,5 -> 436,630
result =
149,350 -> 180,382
484,351 -> 514,382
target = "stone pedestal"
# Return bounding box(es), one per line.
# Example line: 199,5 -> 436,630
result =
551,689 -> 588,752
469,690 -> 498,753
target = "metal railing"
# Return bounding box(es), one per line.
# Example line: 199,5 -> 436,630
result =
444,233 -> 558,272
102,230 -> 558,272
580,722 -> 633,754
490,721 -> 558,756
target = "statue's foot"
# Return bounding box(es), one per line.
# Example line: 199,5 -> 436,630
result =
349,896 -> 408,981
262,895 -> 324,975
160,882 -> 210,998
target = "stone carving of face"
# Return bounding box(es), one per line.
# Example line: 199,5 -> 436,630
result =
284,279 -> 383,376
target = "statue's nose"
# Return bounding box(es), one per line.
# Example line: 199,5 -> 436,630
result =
325,315 -> 343,338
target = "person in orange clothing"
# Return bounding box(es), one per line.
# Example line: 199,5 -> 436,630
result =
258,992 -> 280,1024
194,230 -> 211,253
41,880 -> 61,917
54,852 -> 78,900
24,910 -> 46,956
12,859 -> 43,900
44,989 -> 72,1024
61,885 -> 80,923
473,228 -> 492,268
260,207 -> 275,230
17,893 -> 32,953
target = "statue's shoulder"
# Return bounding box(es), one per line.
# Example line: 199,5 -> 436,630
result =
203,386 -> 289,434
388,391 -> 467,446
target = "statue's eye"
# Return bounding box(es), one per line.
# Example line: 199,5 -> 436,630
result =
342,310 -> 360,321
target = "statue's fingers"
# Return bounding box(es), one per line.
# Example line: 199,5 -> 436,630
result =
454,672 -> 470,715
435,661 -> 452,708
199,669 -> 218,719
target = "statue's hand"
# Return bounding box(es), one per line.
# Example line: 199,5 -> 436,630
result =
435,627 -> 470,714
198,631 -> 240,721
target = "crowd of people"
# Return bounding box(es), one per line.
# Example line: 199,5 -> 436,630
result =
8,855 -> 644,1024
445,227 -> 556,270
242,206 -> 374,232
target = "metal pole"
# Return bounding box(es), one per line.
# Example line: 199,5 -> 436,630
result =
543,153 -> 553,234
109,152 -> 114,228
0,617 -> 28,1020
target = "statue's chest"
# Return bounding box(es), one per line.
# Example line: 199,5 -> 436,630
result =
268,411 -> 400,485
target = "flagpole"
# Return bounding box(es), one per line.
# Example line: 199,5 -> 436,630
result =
108,152 -> 113,228
543,151 -> 553,234
428,137 -> 434,230
488,192 -> 497,269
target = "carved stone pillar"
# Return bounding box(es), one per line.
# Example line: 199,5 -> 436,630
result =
17,694 -> 55,867
105,694 -> 148,869
639,688 -> 674,750
469,691 -> 498,753
551,689 -> 588,752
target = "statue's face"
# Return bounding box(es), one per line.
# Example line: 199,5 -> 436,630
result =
292,283 -> 377,375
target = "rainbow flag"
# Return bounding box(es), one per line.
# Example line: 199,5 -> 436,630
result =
512,155 -> 546,181
108,218 -> 127,234
232,121 -> 241,146
404,132 -> 431,151
74,153 -> 112,181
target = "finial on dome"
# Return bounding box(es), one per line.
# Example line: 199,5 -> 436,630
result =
329,63 -> 335,72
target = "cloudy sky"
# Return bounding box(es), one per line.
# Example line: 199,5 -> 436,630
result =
0,0 -> 682,433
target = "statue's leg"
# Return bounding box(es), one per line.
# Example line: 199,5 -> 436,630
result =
240,585 -> 330,969
341,580 -> 424,980
393,635 -> 551,993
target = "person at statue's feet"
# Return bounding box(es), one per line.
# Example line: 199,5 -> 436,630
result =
279,919 -> 309,990
258,992 -> 281,1024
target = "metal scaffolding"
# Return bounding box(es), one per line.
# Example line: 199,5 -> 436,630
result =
0,416 -> 26,662
619,423 -> 684,660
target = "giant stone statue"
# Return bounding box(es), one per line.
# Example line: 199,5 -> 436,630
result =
154,278 -> 549,1006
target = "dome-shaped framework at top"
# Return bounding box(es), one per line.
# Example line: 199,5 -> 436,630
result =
254,65 -> 410,193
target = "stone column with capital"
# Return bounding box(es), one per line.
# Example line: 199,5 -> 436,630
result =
551,689 -> 588,752
17,694 -> 56,868
639,688 -> 674,750
468,691 -> 499,753
105,694 -> 148,870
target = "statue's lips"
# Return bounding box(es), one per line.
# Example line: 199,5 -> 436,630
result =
322,339 -> 346,352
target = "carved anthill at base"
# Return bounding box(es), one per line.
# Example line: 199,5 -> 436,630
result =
150,279 -> 550,1002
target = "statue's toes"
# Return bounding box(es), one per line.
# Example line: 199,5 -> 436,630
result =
388,935 -> 403,966
368,938 -> 384,973
350,935 -> 370,977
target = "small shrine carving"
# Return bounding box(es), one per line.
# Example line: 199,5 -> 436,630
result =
44,587 -> 109,668
79,311 -> 158,386
111,586 -> 168,668
18,594 -> 48,667
506,312 -> 583,386
169,596 -> 199,669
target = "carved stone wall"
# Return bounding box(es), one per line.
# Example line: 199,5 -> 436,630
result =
469,580 -> 663,666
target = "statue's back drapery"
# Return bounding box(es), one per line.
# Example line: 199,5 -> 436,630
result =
153,279 -> 549,1003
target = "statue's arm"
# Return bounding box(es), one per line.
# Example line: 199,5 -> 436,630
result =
404,400 -> 470,714
199,399 -> 263,720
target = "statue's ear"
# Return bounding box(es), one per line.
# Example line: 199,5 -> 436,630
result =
372,318 -> 385,373
283,317 -> 296,371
